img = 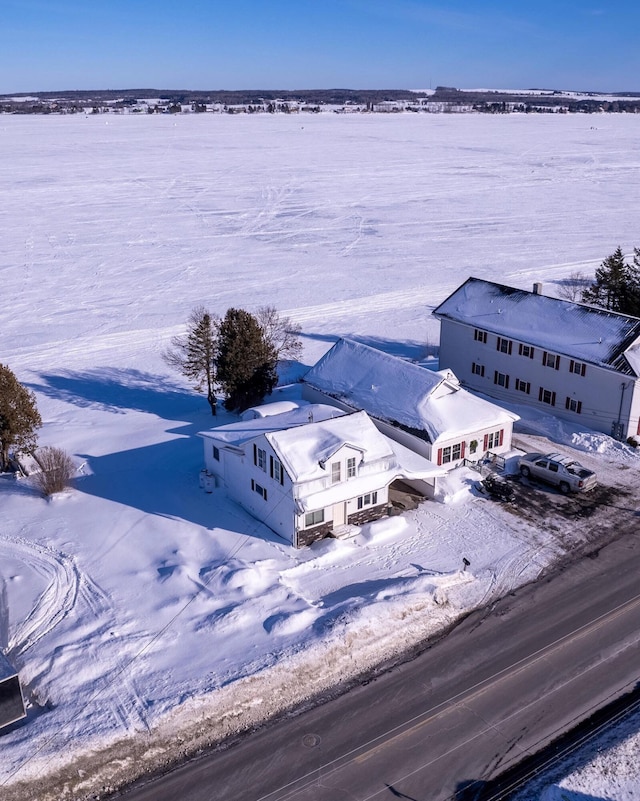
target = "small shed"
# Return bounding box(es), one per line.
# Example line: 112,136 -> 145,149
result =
0,652 -> 26,730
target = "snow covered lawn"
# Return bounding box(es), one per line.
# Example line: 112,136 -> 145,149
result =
1,113 -> 639,800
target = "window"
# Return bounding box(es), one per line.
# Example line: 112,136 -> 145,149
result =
472,362 -> 485,377
270,455 -> 284,485
437,441 -> 466,464
346,457 -> 356,478
497,337 -> 513,355
569,360 -> 586,377
474,329 -> 487,344
543,352 -> 560,370
566,397 -> 583,414
253,444 -> 267,471
515,378 -> 530,394
305,509 -> 325,527
539,387 -> 557,406
484,430 -> 503,450
518,344 -> 535,359
494,370 -> 509,389
212,445 -> 220,461
357,491 -> 378,509
331,462 -> 341,484
251,479 -> 267,500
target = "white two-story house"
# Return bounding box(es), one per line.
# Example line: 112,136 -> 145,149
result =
198,404 -> 442,548
434,277 -> 640,440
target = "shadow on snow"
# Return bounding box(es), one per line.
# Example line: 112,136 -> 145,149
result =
28,368 -> 286,544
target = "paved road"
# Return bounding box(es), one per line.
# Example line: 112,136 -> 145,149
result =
119,532 -> 640,801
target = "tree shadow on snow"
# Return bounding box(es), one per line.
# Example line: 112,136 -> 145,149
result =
300,332 -> 438,364
30,369 -> 287,544
29,368 -> 199,419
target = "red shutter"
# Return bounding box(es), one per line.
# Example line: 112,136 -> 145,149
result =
551,391 -> 556,406
483,434 -> 488,451
581,363 -> 586,377
570,360 -> 575,373
437,448 -> 442,466
461,441 -> 466,459
253,443 -> 257,465
577,401 -> 582,414
555,356 -> 560,370
543,351 -> 548,366
499,429 -> 504,446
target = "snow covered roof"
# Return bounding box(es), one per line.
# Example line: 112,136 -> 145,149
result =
434,277 -> 640,376
240,400 -> 307,421
267,410 -> 394,484
266,411 -> 444,512
198,404 -> 344,447
303,338 -> 517,443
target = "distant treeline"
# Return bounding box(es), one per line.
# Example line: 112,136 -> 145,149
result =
2,86 -> 640,115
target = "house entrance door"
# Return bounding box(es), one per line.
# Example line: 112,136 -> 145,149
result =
333,502 -> 346,527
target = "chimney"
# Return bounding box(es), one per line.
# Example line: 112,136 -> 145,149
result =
533,282 -> 543,295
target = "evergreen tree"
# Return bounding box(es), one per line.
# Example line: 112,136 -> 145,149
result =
216,308 -> 278,412
0,364 -> 42,472
582,247 -> 640,316
163,306 -> 219,415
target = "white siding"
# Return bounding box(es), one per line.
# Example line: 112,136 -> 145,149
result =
439,318 -> 640,439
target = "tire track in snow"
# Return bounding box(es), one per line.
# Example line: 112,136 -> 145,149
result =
2,533 -> 151,733
3,534 -> 80,659
76,575 -> 151,733
280,257 -> 604,326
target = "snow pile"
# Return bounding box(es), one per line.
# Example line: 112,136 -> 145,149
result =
432,465 -> 479,504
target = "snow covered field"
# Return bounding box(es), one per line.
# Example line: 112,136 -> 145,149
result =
1,113 -> 640,800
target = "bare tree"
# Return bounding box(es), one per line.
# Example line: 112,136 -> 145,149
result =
163,306 -> 219,415
32,446 -> 75,496
255,306 -> 303,362
557,270 -> 588,302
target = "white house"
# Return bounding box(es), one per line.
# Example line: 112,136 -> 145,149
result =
434,277 -> 640,441
198,404 -> 443,548
301,338 -> 518,469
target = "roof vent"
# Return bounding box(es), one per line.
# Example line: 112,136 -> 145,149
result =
533,282 -> 543,295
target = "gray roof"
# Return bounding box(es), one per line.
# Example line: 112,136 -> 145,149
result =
434,277 -> 640,376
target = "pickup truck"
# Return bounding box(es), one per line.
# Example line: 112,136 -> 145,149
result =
518,452 -> 597,493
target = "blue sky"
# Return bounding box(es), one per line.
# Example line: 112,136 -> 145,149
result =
2,1 -> 638,94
